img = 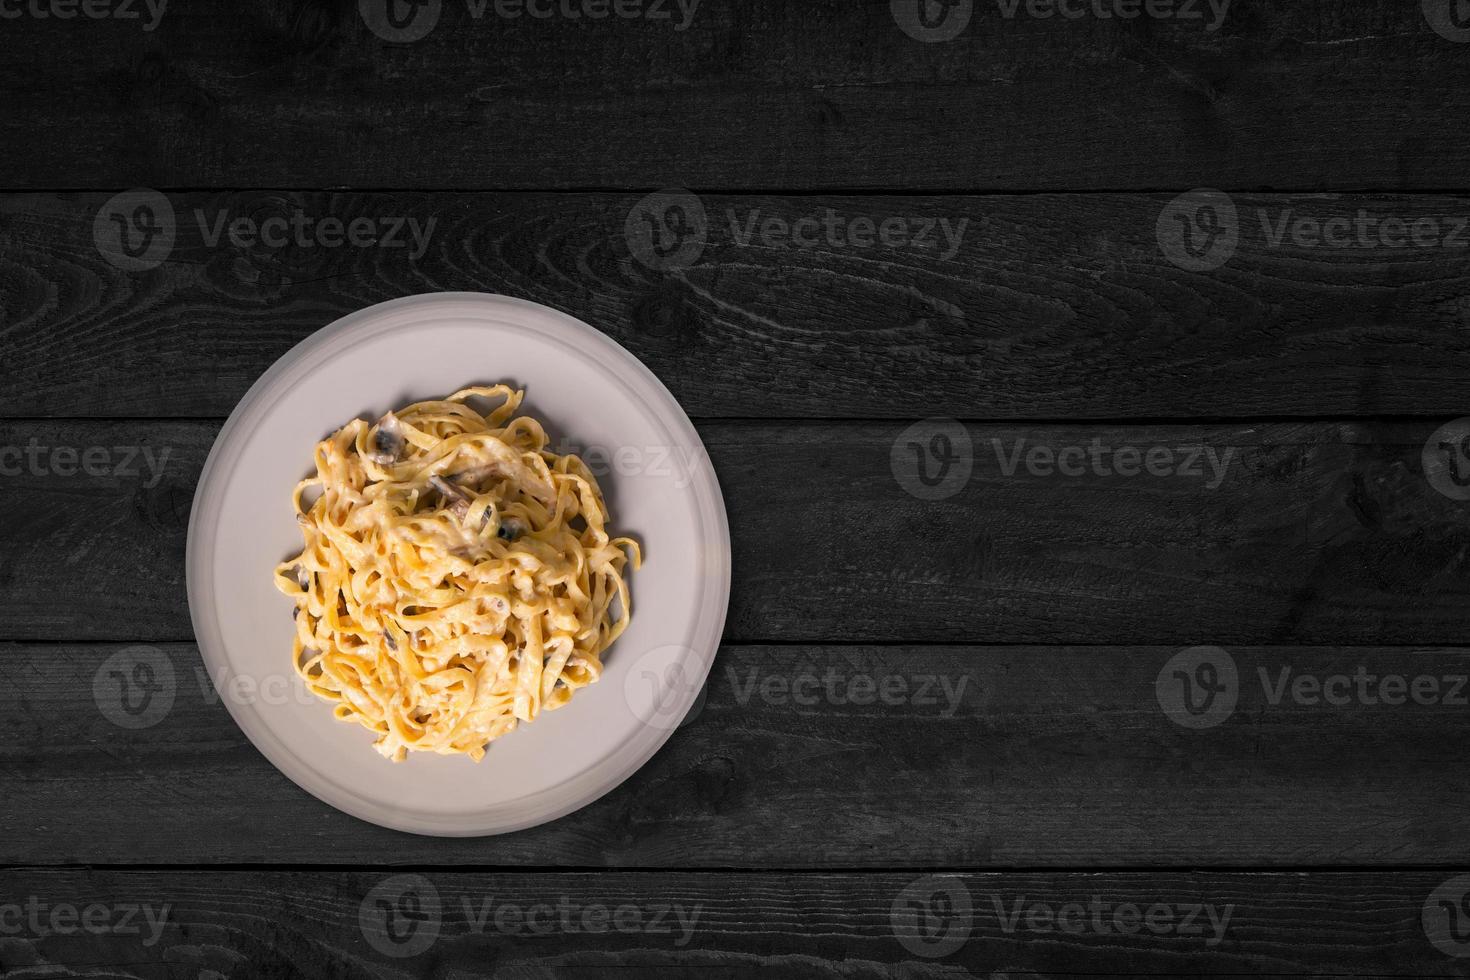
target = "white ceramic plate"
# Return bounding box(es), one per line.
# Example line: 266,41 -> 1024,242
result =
187,293 -> 730,836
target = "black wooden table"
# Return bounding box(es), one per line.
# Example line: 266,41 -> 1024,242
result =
4,2 -> 1470,976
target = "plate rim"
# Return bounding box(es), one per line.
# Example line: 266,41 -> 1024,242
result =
186,291 -> 731,837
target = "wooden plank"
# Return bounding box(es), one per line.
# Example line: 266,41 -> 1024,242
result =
1,3 -> 1468,190
8,190 -> 1470,419
6,642 -> 1470,866
0,868 -> 1465,976
1,418 -> 1467,644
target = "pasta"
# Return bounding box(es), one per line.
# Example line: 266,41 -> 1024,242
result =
274,386 -> 640,762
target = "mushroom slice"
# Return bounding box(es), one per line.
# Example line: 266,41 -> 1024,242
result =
498,516 -> 528,541
429,475 -> 474,521
365,411 -> 406,465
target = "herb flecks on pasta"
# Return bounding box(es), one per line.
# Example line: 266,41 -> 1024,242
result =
274,386 -> 640,762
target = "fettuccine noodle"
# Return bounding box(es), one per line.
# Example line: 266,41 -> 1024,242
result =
274,386 -> 640,762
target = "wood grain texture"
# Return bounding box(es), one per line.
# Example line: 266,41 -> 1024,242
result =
0,868 -> 1466,977
0,2 -> 1468,190
3,0 -> 1468,965
0,418 -> 1466,644
5,642 -> 1470,867
7,190 -> 1470,419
